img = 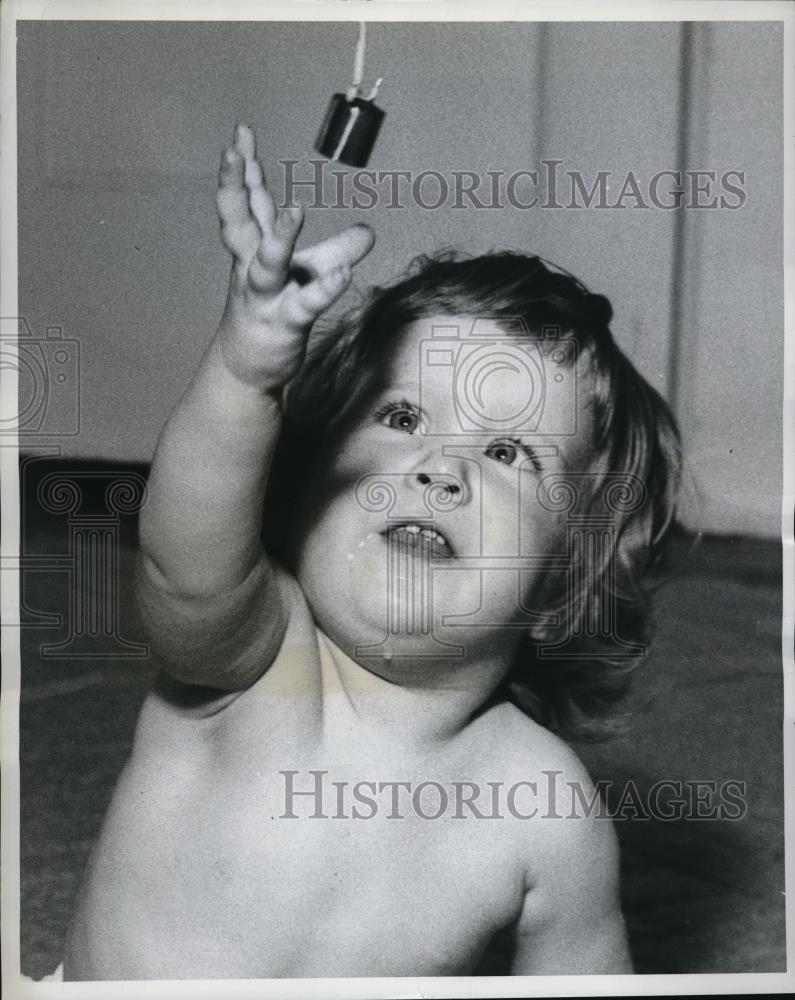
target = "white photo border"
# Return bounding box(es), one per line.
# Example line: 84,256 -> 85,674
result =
1,1 -> 792,997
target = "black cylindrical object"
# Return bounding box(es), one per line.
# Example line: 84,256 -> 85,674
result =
315,93 -> 385,168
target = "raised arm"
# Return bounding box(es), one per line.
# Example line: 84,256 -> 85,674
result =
137,124 -> 374,690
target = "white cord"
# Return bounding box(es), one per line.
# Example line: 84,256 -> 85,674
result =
346,22 -> 366,101
365,77 -> 383,101
331,107 -> 362,160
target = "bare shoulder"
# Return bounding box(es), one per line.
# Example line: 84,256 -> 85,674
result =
482,700 -> 598,788
488,701 -> 617,866
483,703 -> 631,974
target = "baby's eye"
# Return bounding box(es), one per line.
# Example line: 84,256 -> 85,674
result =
484,438 -> 542,470
374,400 -> 420,434
485,440 -> 519,465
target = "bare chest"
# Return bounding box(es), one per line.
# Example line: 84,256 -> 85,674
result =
106,699 -> 526,977
190,742 -> 523,975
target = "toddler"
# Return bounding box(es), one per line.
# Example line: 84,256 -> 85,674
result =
64,124 -> 680,979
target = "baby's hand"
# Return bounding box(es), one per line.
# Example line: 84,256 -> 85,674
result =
215,124 -> 374,392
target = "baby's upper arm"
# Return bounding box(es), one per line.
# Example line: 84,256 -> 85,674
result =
135,565 -> 323,732
510,750 -> 633,975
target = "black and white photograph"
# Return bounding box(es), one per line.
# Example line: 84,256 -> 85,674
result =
1,1 -> 793,996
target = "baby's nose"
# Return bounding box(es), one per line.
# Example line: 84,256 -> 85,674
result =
414,470 -> 466,512
416,472 -> 460,495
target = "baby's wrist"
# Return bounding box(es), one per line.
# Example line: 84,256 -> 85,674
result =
210,333 -> 288,402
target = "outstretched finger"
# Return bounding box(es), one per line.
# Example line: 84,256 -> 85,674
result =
233,124 -> 276,233
216,147 -> 261,263
291,224 -> 375,278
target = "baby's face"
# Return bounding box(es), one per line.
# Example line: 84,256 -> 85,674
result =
294,315 -> 594,676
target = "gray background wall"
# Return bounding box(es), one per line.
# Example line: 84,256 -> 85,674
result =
16,20 -> 783,536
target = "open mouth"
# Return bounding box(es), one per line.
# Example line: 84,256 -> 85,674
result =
381,522 -> 454,559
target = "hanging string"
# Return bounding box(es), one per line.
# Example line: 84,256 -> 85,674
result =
346,22 -> 367,101
344,22 -> 383,103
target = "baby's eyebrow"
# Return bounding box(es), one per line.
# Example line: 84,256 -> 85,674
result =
384,380 -> 420,392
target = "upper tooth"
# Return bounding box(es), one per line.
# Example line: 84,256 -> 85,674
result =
420,527 -> 446,545
391,524 -> 448,548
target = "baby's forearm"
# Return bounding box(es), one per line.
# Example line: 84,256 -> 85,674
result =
140,335 -> 282,599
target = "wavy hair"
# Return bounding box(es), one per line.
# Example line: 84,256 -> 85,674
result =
271,250 -> 682,741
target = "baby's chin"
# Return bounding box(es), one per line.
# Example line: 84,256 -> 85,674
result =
296,533 -> 518,670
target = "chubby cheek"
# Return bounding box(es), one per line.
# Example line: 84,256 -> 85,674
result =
291,430 -> 377,528
329,423 -> 389,477
294,448 -> 388,587
520,498 -> 568,558
472,463 -> 567,559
